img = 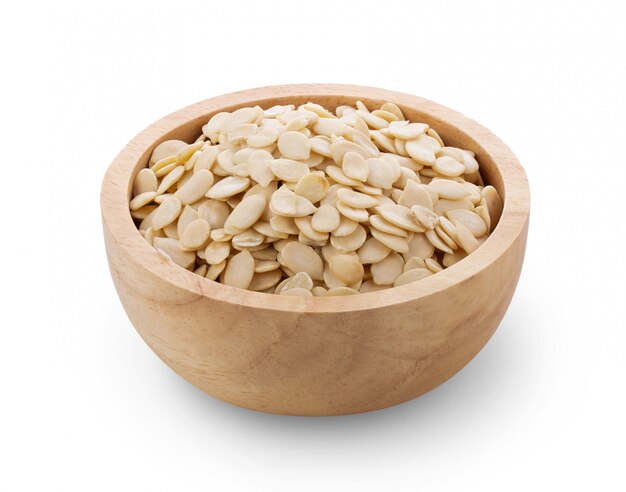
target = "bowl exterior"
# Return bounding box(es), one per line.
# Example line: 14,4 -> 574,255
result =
103,219 -> 527,416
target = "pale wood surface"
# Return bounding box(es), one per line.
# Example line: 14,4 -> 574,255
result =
101,84 -> 530,415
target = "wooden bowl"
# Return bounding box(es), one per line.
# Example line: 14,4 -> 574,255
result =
101,84 -> 530,416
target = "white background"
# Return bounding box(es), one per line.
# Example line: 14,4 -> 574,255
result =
2,1 -> 625,490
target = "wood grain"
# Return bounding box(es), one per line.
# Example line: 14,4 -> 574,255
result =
101,84 -> 530,415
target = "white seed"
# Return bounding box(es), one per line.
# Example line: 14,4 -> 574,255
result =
151,196 -> 182,231
271,158 -> 309,182
278,272 -> 314,293
224,194 -> 266,234
311,205 -> 340,233
279,242 -> 324,280
254,259 -> 281,273
330,224 -> 367,252
434,198 -> 474,216
206,176 -> 250,200
376,204 -> 424,232
149,140 -> 186,166
405,139 -> 436,166
371,253 -> 404,285
205,260 -> 227,281
336,201 -> 369,222
357,237 -> 391,264
181,218 -> 211,250
432,156 -> 465,177
336,188 -> 378,209
369,214 -> 408,237
329,254 -> 364,284
334,215 -> 359,237
294,172 -> 329,203
403,233 -> 435,261
248,269 -> 283,291
365,157 -> 396,189
404,256 -> 427,272
129,191 -> 156,211
453,221 -> 480,254
133,168 -> 158,195
294,216 -> 329,242
370,228 -> 409,253
446,209 -> 488,237
277,131 -> 311,160
481,185 -> 503,232
429,179 -> 470,200
387,121 -> 428,139
174,169 -> 214,204
326,165 -> 363,187
280,287 -> 313,297
205,241 -> 231,265
270,215 -> 300,235
425,229 -> 454,254
197,199 -> 231,229
222,250 -> 255,289
330,139 -> 370,164
411,205 -> 439,229
341,151 -> 369,182
394,268 -> 433,287
324,287 -> 359,296
153,237 -> 196,269
232,229 -> 265,249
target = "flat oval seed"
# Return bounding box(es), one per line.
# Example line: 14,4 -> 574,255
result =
156,165 -> 185,195
434,198 -> 474,216
248,269 -> 283,291
278,271 -> 314,292
129,191 -> 156,211
357,237 -> 391,264
370,228 -> 409,253
329,254 -> 364,284
254,259 -> 281,273
247,127 -> 279,148
336,201 -> 369,222
222,250 -> 255,289
481,185 -> 503,232
181,218 -> 211,250
197,200 -> 230,229
134,168 -> 158,195
270,215 -> 300,235
429,179 -> 471,200
371,252 -> 404,285
149,140 -> 187,166
366,158 -> 396,189
151,196 -> 182,231
324,287 -> 359,296
280,287 -> 313,297
403,233 -> 435,261
231,229 -> 265,249
376,204 -> 424,232
311,204 -> 340,233
452,221 -> 480,254
446,209 -> 488,237
152,237 -> 195,269
330,139 -> 370,164
223,194 -> 266,234
174,169 -> 214,204
271,159 -> 309,182
411,205 -> 439,229
294,172 -> 329,203
404,256 -> 427,272
342,151 -> 369,181
205,260 -> 227,281
369,214 -> 408,237
294,216 -> 329,242
336,188 -> 379,209
205,241 -> 231,265
206,176 -> 251,200
279,242 -> 324,280
405,139 -> 436,166
326,165 -> 363,186
277,131 -> 311,160
330,225 -> 367,252
425,229 -> 454,254
394,268 -> 433,287
432,156 -> 465,177
333,215 -> 359,237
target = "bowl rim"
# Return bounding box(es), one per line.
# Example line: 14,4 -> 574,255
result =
101,84 -> 530,313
